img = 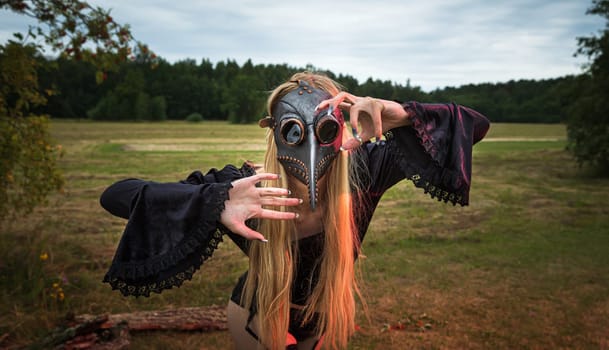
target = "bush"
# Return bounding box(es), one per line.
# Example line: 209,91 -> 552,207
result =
185,112 -> 203,122
1,43 -> 64,220
567,0 -> 609,173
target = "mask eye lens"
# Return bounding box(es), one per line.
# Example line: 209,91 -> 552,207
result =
316,117 -> 339,144
280,119 -> 304,145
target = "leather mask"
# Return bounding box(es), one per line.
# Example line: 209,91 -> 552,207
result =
260,80 -> 344,211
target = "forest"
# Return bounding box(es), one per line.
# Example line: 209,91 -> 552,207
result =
36,56 -> 584,124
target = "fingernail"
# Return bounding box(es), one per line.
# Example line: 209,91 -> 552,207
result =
298,198 -> 303,204
294,212 -> 300,219
327,104 -> 333,116
288,189 -> 292,195
314,103 -> 320,111
259,238 -> 268,243
340,146 -> 346,152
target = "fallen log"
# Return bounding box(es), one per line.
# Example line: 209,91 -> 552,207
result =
38,314 -> 130,349
35,305 -> 227,349
74,305 -> 228,332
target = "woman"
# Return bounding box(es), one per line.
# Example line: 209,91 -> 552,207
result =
100,72 -> 490,350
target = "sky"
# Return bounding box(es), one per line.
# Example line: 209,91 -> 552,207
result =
0,0 -> 605,91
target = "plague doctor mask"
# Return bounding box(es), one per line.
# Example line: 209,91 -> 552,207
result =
259,80 -> 344,211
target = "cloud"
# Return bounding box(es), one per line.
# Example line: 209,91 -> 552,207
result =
1,0 -> 604,90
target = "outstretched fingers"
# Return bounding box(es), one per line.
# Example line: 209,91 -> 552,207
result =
260,196 -> 302,207
258,186 -> 290,197
231,222 -> 267,242
221,171 -> 304,242
316,92 -> 359,114
259,208 -> 299,220
230,203 -> 299,243
248,172 -> 281,185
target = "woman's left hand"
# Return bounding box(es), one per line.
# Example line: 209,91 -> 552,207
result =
316,92 -> 410,150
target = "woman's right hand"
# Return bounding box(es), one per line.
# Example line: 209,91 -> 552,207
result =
220,173 -> 301,242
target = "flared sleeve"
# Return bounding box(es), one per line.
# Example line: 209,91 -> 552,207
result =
368,102 -> 489,206
101,163 -> 254,297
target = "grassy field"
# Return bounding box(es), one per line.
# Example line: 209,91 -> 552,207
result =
1,120 -> 608,349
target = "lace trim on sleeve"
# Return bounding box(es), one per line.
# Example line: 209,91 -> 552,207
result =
386,128 -> 468,206
103,182 -> 232,297
408,172 -> 465,206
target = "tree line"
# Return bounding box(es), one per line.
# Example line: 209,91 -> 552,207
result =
36,56 -> 582,124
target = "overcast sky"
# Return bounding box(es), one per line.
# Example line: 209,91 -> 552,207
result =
0,0 -> 605,91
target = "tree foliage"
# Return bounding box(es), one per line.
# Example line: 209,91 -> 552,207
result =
567,0 -> 609,172
0,0 -> 155,79
0,42 -> 64,220
32,55 -> 583,124
0,0 -> 152,220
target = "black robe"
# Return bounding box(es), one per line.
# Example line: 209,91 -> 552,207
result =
100,102 -> 490,300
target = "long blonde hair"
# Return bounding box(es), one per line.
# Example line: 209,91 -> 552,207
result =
241,72 -> 362,349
